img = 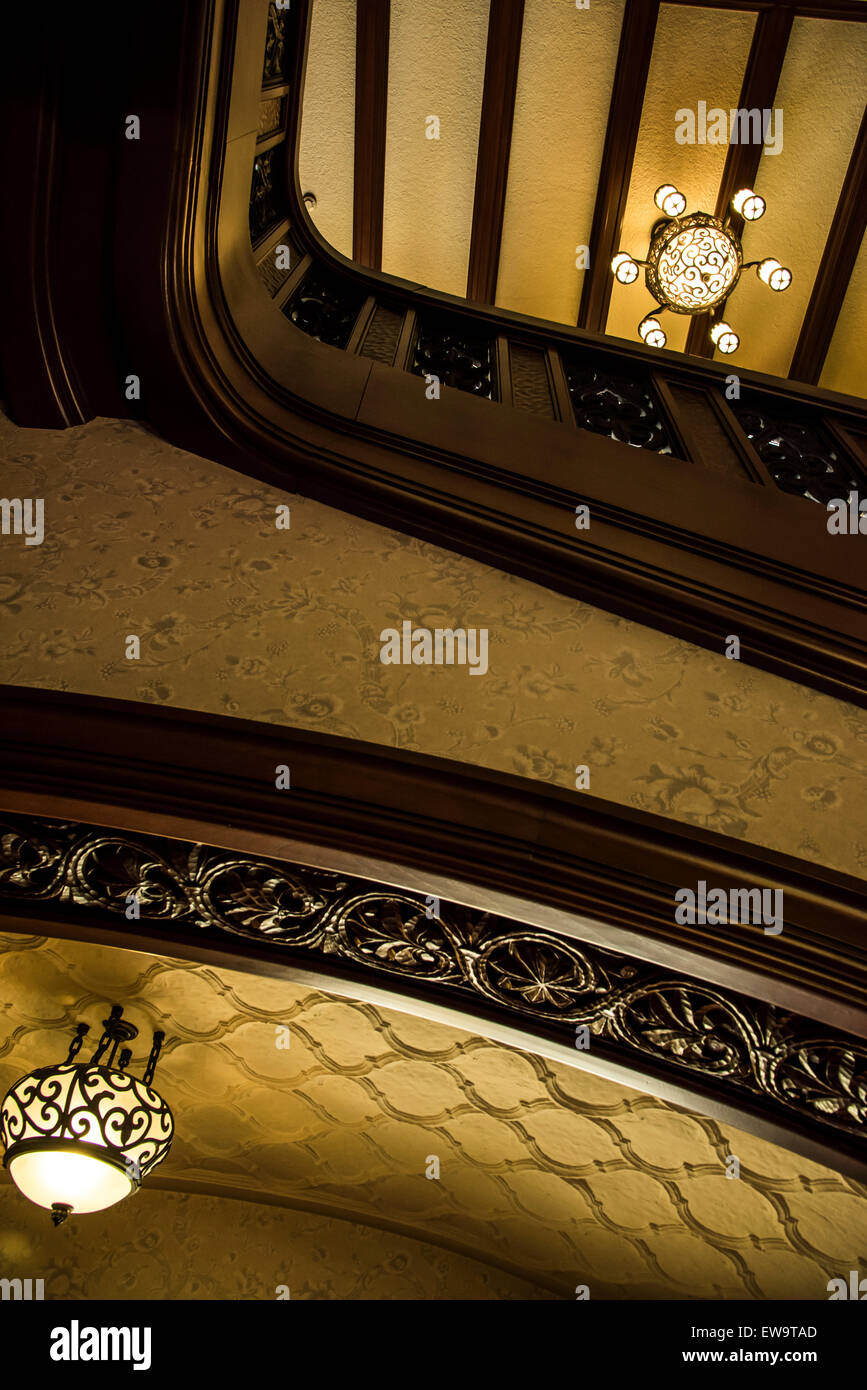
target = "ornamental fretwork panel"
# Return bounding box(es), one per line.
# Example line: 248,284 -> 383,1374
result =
262,1 -> 290,87
1,815 -> 865,1155
284,269 -> 364,349
562,353 -> 675,455
411,315 -> 496,400
250,147 -> 285,245
730,394 -> 866,506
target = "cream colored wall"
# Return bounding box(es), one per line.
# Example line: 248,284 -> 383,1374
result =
1,409 -> 865,880
298,0 -> 356,258
382,0 -> 490,295
497,0 -> 625,322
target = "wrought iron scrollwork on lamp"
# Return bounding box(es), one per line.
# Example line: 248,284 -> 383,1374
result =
611,184 -> 792,354
0,1005 -> 173,1226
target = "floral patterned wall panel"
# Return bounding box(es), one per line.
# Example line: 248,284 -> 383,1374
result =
0,933 -> 865,1300
0,409 -> 865,878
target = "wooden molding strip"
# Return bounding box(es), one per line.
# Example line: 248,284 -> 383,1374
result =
466,0 -> 525,304
353,0 -> 390,269
577,0 -> 659,332
685,4 -> 794,359
789,103 -> 867,384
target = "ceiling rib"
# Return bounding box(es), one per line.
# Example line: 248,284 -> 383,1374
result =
466,0 -> 525,304
789,103 -> 867,384
685,3 -> 795,359
577,0 -> 660,333
352,0 -> 390,269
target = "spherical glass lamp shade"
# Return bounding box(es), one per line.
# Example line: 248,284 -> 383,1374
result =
611,252 -> 639,284
638,316 -> 667,349
758,258 -> 792,292
654,184 -> 687,218
710,321 -> 740,355
0,1062 -> 173,1219
732,188 -> 765,221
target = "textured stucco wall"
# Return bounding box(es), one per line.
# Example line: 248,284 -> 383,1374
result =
1,932 -> 865,1299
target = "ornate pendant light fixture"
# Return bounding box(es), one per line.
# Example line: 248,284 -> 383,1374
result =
0,1006 -> 173,1226
611,185 -> 792,354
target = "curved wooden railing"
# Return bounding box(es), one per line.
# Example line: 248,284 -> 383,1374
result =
233,0 -> 867,706
1,0 -> 866,705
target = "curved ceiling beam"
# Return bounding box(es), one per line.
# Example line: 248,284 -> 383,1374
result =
789,103 -> 867,384
577,0 -> 659,334
0,685 -> 865,1177
353,0 -> 389,269
466,0 -> 525,304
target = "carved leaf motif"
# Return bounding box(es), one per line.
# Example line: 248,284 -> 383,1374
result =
199,864 -> 335,946
613,986 -> 752,1076
0,822 -> 70,895
776,1045 -> 867,1123
72,841 -> 191,918
1,814 -> 867,1147
338,895 -> 457,978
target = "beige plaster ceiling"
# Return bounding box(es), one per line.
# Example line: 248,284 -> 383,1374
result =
1,930 -> 866,1299
2,409 -> 866,882
298,0 -> 867,397
0,1185 -> 549,1301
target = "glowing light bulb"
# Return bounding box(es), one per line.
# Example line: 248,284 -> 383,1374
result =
611,253 -> 639,284
732,188 -> 765,221
710,321 -> 739,355
639,316 -> 666,349
758,258 -> 791,292
654,184 -> 687,218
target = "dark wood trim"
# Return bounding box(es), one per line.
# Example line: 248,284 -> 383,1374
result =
577,0 -> 659,332
495,334 -> 513,405
352,0 -> 389,269
345,295 -> 377,354
685,4 -> 794,359
661,0 -> 865,14
2,685 -> 867,1176
706,390 -> 770,485
790,103 -> 867,384
649,371 -> 694,462
547,348 -> 575,425
392,306 -> 417,370
0,5 -> 130,426
466,0 -> 524,304
0,685 -> 865,1034
274,251 -> 312,310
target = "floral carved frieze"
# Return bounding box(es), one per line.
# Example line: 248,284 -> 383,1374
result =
0,815 -> 865,1153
